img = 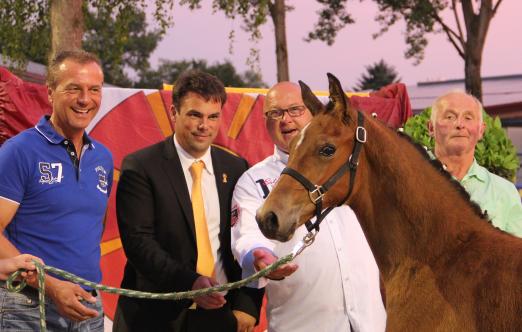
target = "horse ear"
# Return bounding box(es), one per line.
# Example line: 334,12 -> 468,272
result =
299,80 -> 324,116
327,73 -> 351,122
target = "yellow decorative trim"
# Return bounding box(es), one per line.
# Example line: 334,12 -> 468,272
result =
114,169 -> 120,182
228,94 -> 257,139
147,92 -> 173,137
101,237 -> 122,256
162,84 -> 369,97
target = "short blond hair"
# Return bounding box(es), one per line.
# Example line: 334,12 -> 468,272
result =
47,50 -> 102,89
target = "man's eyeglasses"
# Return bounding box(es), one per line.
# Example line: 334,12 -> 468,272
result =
264,105 -> 306,120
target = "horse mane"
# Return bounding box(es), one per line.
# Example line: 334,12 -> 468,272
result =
355,110 -> 493,227
393,126 -> 493,225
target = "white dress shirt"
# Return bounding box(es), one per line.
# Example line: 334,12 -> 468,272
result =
231,146 -> 386,332
174,135 -> 227,285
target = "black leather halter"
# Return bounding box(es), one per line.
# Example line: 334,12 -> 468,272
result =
281,111 -> 367,233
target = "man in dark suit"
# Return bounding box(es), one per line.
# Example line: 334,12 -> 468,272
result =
113,70 -> 264,332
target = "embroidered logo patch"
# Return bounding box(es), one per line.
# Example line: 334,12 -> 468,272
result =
38,162 -> 63,184
255,177 -> 277,198
95,166 -> 109,194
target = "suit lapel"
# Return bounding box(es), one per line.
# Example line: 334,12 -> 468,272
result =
161,137 -> 196,240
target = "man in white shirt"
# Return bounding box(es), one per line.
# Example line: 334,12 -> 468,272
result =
231,82 -> 386,331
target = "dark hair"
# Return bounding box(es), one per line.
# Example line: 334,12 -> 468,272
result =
172,70 -> 227,112
47,50 -> 102,89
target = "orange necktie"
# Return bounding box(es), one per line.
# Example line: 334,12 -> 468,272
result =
189,161 -> 215,277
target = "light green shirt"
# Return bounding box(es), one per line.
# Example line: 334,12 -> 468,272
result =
460,159 -> 522,238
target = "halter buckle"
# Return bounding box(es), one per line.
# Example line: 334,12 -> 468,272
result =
308,185 -> 325,204
348,154 -> 359,168
356,126 -> 367,143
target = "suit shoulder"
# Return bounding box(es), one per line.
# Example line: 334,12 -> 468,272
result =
212,145 -> 248,167
125,139 -> 167,162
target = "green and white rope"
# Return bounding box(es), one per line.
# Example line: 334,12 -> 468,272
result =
4,232 -> 317,332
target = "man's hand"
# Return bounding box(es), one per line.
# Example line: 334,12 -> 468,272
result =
0,254 -> 42,280
46,278 -> 98,322
191,276 -> 226,309
233,309 -> 256,332
253,248 -> 298,280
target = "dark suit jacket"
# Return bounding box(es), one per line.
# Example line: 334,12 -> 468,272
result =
114,137 -> 264,331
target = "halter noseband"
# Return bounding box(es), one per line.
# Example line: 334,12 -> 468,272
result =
281,111 -> 366,233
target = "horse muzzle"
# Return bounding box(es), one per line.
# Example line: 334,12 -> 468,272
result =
256,208 -> 297,242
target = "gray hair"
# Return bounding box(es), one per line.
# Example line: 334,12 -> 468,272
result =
430,90 -> 483,124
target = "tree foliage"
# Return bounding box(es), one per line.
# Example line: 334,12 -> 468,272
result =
0,0 -> 173,86
353,59 -> 400,91
404,107 -> 519,182
135,59 -> 267,89
0,1 -> 50,67
372,0 -> 504,100
83,5 -> 163,87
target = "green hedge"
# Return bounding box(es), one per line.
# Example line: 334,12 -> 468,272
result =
403,107 -> 519,183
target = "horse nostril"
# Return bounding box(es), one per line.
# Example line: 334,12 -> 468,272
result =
258,211 -> 279,239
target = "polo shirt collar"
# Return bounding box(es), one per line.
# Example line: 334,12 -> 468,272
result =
173,134 -> 214,176
35,115 -> 94,148
462,159 -> 487,183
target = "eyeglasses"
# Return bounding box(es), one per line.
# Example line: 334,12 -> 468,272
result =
264,105 -> 306,120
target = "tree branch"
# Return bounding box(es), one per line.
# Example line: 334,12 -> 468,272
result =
492,0 -> 504,15
430,12 -> 465,58
451,0 -> 465,45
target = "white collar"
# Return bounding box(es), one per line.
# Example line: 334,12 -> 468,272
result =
173,134 -> 214,175
273,146 -> 289,165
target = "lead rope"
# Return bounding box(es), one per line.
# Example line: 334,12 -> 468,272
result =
5,232 -> 317,332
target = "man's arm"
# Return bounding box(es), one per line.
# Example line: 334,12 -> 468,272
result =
231,174 -> 298,285
0,198 -> 22,258
0,197 -> 98,321
504,187 -> 522,238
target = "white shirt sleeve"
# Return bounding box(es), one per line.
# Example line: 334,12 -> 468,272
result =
231,171 -> 276,265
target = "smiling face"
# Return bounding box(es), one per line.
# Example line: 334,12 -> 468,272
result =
264,82 -> 313,152
48,59 -> 104,138
428,92 -> 485,158
173,92 -> 222,158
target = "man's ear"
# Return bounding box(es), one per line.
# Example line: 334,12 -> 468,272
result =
479,121 -> 486,140
170,105 -> 177,125
428,120 -> 435,137
47,86 -> 53,104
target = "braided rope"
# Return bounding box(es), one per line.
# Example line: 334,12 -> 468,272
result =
5,253 -> 294,332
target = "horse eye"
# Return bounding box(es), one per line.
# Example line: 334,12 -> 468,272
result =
319,144 -> 336,157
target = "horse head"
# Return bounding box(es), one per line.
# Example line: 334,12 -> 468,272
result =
257,73 -> 366,241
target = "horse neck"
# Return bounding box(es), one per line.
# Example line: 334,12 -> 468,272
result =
347,118 -> 483,278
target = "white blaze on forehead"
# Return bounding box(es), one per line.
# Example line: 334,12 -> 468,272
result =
295,122 -> 311,151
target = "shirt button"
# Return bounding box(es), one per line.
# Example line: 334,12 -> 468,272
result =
26,299 -> 32,304
70,152 -> 75,156
64,140 -> 68,145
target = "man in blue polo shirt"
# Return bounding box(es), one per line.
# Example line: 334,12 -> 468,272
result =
0,50 -> 113,331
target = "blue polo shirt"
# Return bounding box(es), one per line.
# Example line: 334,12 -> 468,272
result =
0,116 -> 113,283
